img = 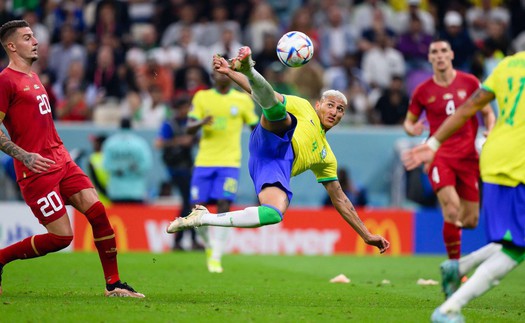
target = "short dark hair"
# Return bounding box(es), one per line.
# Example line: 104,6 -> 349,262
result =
0,20 -> 29,46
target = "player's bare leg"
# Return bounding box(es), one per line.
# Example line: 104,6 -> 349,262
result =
458,199 -> 479,229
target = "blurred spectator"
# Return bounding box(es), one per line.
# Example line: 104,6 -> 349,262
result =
155,97 -> 199,251
243,2 -> 279,55
318,4 -> 358,68
361,31 -> 406,91
198,5 -> 241,48
323,52 -> 370,124
87,45 -> 124,101
91,0 -> 130,44
134,84 -> 171,129
161,3 -> 202,48
138,53 -> 174,103
48,23 -> 87,89
23,10 -> 50,48
102,118 -> 153,203
46,0 -> 85,43
264,61 -> 298,96
174,58 -> 211,100
394,0 -> 435,35
396,15 -> 433,72
206,26 -> 244,73
87,134 -> 111,206
438,11 -> 477,72
466,0 -> 510,44
56,61 -> 90,122
324,168 -> 368,208
285,59 -> 324,105
359,7 -> 397,53
351,0 -> 397,36
252,32 -> 280,74
287,7 -> 320,51
372,76 -> 409,125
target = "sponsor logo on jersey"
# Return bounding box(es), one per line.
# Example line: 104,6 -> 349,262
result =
443,93 -> 453,100
33,84 -> 40,89
23,86 -> 30,91
230,106 -> 238,116
427,96 -> 436,104
457,89 -> 467,99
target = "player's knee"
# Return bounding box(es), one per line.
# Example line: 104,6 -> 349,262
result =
462,217 -> 478,229
262,101 -> 287,121
258,205 -> 283,225
49,233 -> 73,250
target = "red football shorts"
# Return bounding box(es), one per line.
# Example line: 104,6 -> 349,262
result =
427,156 -> 480,202
19,161 -> 94,225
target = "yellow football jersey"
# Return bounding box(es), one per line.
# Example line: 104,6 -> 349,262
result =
190,88 -> 258,167
480,52 -> 525,186
285,95 -> 338,182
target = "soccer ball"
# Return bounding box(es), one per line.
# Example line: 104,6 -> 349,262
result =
276,31 -> 314,68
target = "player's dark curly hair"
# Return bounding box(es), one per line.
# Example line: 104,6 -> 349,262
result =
0,20 -> 29,47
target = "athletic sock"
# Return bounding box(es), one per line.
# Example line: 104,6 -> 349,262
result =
459,243 -> 502,276
246,69 -> 280,109
443,222 -> 462,259
201,207 -> 261,227
440,250 -> 518,313
0,233 -> 72,265
196,227 -> 211,249
85,201 -> 119,284
210,227 -> 231,261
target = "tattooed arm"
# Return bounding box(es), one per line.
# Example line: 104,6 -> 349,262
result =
0,118 -> 55,173
323,180 -> 390,253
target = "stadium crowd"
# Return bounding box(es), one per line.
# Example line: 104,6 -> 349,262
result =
1,0 -> 523,127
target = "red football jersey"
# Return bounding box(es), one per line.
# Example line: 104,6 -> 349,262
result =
409,71 -> 480,159
0,68 -> 69,180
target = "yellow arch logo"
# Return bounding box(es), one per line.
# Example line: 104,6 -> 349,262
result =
355,219 -> 401,255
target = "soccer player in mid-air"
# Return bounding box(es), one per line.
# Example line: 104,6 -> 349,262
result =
167,46 -> 390,255
403,39 -> 494,268
0,20 -> 144,297
186,67 -> 258,273
403,50 -> 525,322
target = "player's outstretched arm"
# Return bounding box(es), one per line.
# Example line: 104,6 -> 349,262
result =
480,103 -> 496,137
0,127 -> 55,173
323,181 -> 390,254
402,88 -> 495,171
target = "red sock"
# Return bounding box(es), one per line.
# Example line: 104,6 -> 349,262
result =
443,221 -> 461,259
85,202 -> 120,284
0,233 -> 72,265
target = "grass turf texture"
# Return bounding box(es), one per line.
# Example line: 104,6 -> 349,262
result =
1,252 -> 524,322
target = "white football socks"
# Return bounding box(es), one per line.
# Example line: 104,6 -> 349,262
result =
210,226 -> 231,261
195,226 -> 210,249
440,250 -> 518,313
201,207 -> 261,227
459,243 -> 502,276
246,69 -> 279,109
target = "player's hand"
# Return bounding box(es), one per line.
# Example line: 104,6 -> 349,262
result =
365,234 -> 390,254
202,116 -> 214,126
213,54 -> 230,75
23,153 -> 55,173
401,144 -> 436,171
411,118 -> 427,136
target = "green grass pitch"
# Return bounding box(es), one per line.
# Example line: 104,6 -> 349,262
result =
1,252 -> 524,322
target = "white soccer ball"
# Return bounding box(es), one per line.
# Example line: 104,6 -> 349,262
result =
276,31 -> 314,68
